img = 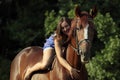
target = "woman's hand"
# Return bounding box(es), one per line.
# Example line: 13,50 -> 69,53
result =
69,68 -> 80,80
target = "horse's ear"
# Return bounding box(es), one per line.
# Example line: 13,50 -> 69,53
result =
90,5 -> 98,18
75,5 -> 81,17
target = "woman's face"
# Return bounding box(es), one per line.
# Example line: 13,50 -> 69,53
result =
61,21 -> 70,35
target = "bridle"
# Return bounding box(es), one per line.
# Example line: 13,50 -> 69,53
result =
70,17 -> 91,55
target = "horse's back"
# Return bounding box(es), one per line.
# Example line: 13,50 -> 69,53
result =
10,46 -> 43,80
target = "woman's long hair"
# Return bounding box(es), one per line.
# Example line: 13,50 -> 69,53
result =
55,17 -> 72,46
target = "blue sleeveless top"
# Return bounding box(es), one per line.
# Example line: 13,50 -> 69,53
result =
43,34 -> 55,49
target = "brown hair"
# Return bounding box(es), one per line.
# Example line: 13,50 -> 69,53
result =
55,17 -> 71,45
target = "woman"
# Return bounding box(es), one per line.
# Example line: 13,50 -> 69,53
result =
24,17 -> 80,79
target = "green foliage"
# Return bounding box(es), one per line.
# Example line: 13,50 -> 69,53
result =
44,10 -> 61,37
94,13 -> 118,44
86,13 -> 120,80
87,37 -> 120,80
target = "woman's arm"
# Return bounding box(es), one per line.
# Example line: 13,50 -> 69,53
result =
54,39 -> 80,79
54,39 -> 72,71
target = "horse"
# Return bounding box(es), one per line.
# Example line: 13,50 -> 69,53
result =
10,5 -> 97,80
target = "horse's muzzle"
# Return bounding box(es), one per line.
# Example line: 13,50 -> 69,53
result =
80,50 -> 90,64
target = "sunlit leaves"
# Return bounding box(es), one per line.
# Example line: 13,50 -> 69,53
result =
86,13 -> 120,80
94,13 -> 117,43
44,10 -> 61,37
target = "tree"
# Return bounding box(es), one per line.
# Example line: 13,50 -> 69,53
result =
86,13 -> 120,80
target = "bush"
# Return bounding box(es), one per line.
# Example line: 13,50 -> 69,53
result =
86,13 -> 120,80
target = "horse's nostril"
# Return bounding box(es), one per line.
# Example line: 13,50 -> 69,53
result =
81,58 -> 89,63
81,53 -> 90,63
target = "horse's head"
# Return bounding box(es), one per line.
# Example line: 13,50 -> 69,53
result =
70,5 -> 97,63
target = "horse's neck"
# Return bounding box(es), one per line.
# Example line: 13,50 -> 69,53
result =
66,38 -> 81,69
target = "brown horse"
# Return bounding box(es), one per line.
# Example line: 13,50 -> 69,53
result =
10,5 -> 97,80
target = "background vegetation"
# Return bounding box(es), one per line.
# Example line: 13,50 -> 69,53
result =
0,0 -> 120,80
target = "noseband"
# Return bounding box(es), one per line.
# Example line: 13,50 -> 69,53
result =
70,18 -> 91,55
